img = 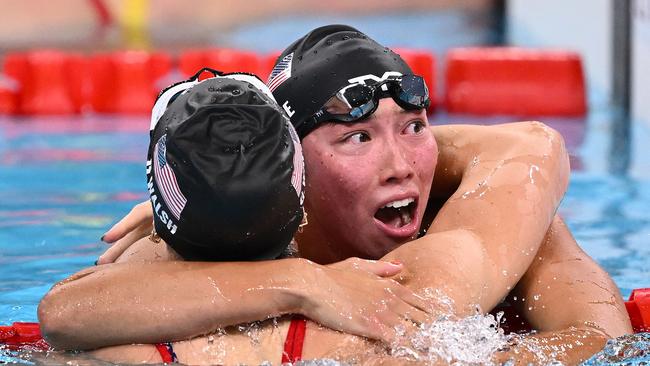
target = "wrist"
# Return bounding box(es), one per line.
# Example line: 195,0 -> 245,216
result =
279,258 -> 320,317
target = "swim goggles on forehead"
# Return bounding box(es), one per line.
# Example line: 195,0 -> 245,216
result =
297,74 -> 430,137
150,67 -> 276,131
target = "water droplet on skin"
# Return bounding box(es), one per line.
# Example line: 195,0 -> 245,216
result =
533,294 -> 541,301
471,156 -> 480,166
502,270 -> 508,276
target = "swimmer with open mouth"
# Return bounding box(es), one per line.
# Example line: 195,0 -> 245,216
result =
72,68 -> 428,365
40,25 -> 632,365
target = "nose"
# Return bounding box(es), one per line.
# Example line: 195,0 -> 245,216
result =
378,138 -> 414,185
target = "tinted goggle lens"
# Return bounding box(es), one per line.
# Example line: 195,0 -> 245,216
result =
395,74 -> 429,109
339,84 -> 374,109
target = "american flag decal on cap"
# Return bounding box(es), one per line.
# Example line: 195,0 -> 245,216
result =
154,135 -> 187,220
287,123 -> 304,204
267,53 -> 293,92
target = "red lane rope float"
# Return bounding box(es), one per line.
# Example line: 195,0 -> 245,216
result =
626,288 -> 650,333
445,47 -> 587,116
2,50 -> 88,115
0,322 -> 49,351
89,50 -> 172,114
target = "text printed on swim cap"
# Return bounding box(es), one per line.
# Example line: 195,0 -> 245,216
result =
347,71 -> 403,85
282,101 -> 296,117
147,160 -> 179,235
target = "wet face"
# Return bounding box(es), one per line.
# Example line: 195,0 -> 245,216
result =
300,98 -> 438,261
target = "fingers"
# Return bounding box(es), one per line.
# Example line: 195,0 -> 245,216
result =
387,283 -> 433,315
349,289 -> 428,345
102,201 -> 152,243
367,306 -> 422,345
391,298 -> 429,326
369,260 -> 404,277
96,222 -> 151,264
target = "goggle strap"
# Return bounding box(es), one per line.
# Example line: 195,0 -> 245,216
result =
151,68 -> 224,131
296,116 -> 320,139
150,79 -> 199,131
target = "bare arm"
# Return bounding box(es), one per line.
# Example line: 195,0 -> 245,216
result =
38,259 -> 304,349
38,254 -> 429,350
398,123 -> 630,363
491,215 -> 632,365
390,122 -> 570,312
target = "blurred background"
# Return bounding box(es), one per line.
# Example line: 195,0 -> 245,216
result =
0,0 -> 648,333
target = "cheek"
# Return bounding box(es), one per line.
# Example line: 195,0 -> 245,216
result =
412,136 -> 438,185
303,150 -> 368,213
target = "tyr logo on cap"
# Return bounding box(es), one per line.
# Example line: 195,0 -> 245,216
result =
347,71 -> 403,85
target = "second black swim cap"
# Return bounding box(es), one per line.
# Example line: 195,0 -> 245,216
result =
268,24 -> 412,138
147,70 -> 304,261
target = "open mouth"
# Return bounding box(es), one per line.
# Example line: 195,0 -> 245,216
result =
374,197 -> 417,229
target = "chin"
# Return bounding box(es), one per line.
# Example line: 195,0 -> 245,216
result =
364,235 -> 409,259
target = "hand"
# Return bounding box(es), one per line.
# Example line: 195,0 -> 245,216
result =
300,257 -> 432,344
97,201 -> 153,264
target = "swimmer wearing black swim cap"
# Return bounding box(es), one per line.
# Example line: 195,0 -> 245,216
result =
146,68 -> 305,262
268,24 -> 430,138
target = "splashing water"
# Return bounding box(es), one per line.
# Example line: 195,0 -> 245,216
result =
581,333 -> 650,366
391,312 -> 510,365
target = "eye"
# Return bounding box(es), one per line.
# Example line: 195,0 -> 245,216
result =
404,120 -> 426,135
344,131 -> 371,144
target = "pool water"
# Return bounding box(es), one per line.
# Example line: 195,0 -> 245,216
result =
1,10 -> 650,365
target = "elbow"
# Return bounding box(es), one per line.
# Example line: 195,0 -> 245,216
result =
38,286 -> 80,350
518,121 -> 571,198
540,123 -> 570,195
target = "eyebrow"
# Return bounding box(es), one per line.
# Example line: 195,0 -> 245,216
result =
368,107 -> 417,120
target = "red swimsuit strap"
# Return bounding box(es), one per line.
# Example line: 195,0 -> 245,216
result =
281,316 -> 307,364
155,342 -> 178,364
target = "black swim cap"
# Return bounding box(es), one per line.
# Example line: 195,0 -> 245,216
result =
268,24 -> 412,138
146,70 -> 305,261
